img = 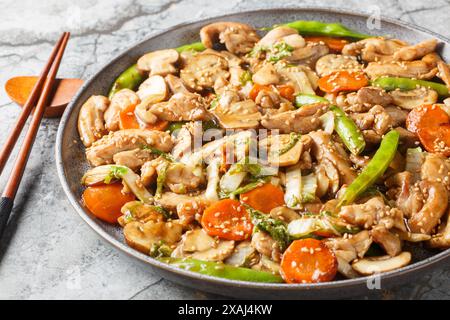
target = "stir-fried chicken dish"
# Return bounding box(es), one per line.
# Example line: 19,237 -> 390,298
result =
77,20 -> 450,284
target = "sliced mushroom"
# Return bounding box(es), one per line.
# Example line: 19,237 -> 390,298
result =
393,39 -> 438,61
180,53 -> 229,91
172,228 -> 235,262
124,220 -> 182,254
257,26 -> 300,48
149,92 -> 209,122
276,65 -> 316,95
350,86 -> 393,107
118,201 -> 165,227
252,63 -> 280,85
389,87 -> 438,109
200,22 -> 259,55
269,206 -> 301,223
261,103 -> 328,134
315,54 -> 363,77
342,37 -> 408,62
212,99 -> 261,129
287,43 -> 329,68
136,75 -> 168,101
86,129 -> 173,167
77,95 -> 109,147
365,53 -> 438,80
259,134 -> 311,167
408,180 -> 448,234
352,252 -> 411,275
104,89 -> 140,131
137,49 -> 179,76
135,93 -> 169,125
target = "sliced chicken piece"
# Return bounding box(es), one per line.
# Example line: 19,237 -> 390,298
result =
112,148 -> 156,171
165,74 -> 190,94
155,192 -> 210,212
137,49 -> 179,76
165,162 -> 205,194
86,129 -> 173,167
251,231 -> 282,263
200,22 -> 260,55
342,37 -> 408,62
261,103 -> 328,134
172,228 -> 235,261
339,196 -> 394,229
104,89 -> 140,131
428,208 -> 450,248
384,106 -> 408,127
315,54 -> 363,77
255,90 -> 283,109
420,153 -> 450,191
252,63 -> 280,85
309,130 -> 357,185
118,201 -> 165,227
180,53 -> 229,91
437,61 -> 450,90
371,225 -> 402,257
212,99 -> 261,129
394,127 -> 420,149
393,39 -> 438,61
389,87 -> 438,110
409,180 -> 448,234
325,230 -> 372,262
385,171 -> 423,218
124,220 -> 182,254
350,105 -> 393,135
171,126 -> 193,160
365,53 -> 439,80
77,95 -> 109,147
149,92 -> 209,122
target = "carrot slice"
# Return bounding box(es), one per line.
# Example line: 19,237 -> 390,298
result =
417,125 -> 450,156
82,183 -> 136,224
277,84 -> 295,102
318,71 -> 368,93
119,104 -> 169,131
119,104 -> 140,129
280,238 -> 338,284
406,104 -> 449,133
201,199 -> 253,241
240,183 -> 285,214
249,83 -> 271,101
304,36 -> 349,52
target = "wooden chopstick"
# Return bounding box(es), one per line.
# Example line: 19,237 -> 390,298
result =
0,33 -> 68,175
0,32 -> 70,238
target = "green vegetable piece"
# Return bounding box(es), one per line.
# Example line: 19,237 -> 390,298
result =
330,105 -> 366,155
150,241 -> 173,258
175,41 -> 206,53
371,77 -> 450,97
168,121 -> 186,134
278,133 -> 301,155
202,119 -> 221,131
267,41 -> 294,62
295,93 -> 329,108
108,64 -> 146,99
160,257 -> 283,283
155,162 -> 169,199
338,130 -> 400,207
104,165 -> 128,184
230,178 -> 269,196
143,146 -> 175,162
245,205 -> 290,251
239,70 -> 253,86
279,20 -> 372,39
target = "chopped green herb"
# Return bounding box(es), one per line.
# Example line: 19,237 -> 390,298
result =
239,70 -> 253,86
267,41 -> 294,62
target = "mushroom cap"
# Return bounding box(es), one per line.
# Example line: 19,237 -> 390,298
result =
137,49 -> 179,76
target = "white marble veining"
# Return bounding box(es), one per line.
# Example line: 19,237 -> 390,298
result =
0,0 -> 449,299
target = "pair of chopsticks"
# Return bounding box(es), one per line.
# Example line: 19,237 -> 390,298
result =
0,32 -> 70,238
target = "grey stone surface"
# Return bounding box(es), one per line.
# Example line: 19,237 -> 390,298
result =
0,0 -> 449,300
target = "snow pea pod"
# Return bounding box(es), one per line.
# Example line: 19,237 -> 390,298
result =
159,257 -> 284,283
295,93 -> 329,108
279,20 -> 372,39
330,105 -> 365,155
337,130 -> 400,207
108,64 -> 146,99
371,77 -> 450,97
175,41 -> 206,53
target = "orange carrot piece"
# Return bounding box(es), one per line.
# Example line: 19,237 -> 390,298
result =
201,199 -> 253,241
280,239 -> 338,284
240,183 -> 285,214
249,83 -> 271,101
304,36 -> 349,52
82,183 -> 135,224
318,71 -> 368,93
277,84 -> 295,102
119,104 -> 169,131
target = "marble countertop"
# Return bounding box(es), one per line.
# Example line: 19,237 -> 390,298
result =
0,0 -> 449,300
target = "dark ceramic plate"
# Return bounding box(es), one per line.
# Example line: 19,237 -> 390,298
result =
56,7 -> 450,299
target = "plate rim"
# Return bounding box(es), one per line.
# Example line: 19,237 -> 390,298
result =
55,6 -> 450,293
